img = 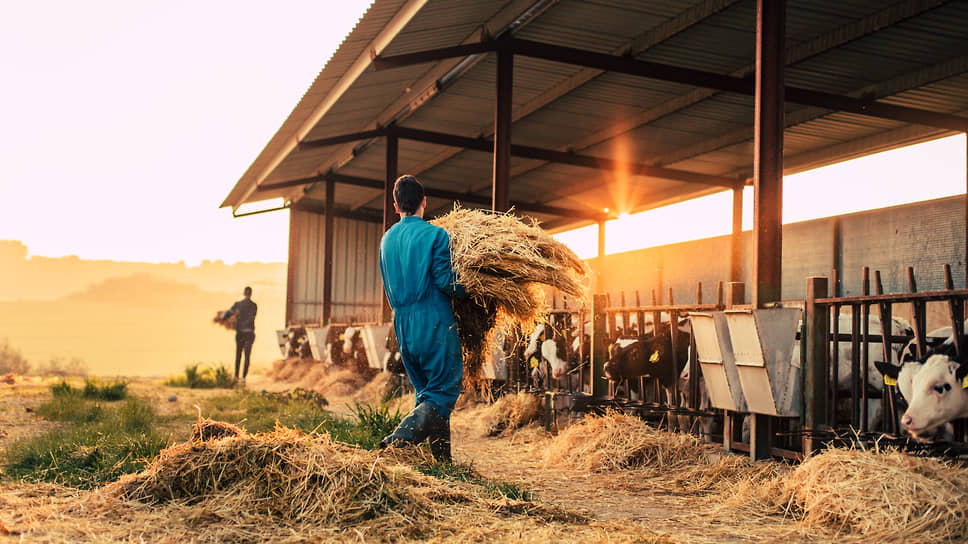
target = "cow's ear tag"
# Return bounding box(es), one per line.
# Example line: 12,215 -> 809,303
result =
649,350 -> 660,363
962,374 -> 968,389
529,356 -> 540,369
884,375 -> 898,387
338,333 -> 344,341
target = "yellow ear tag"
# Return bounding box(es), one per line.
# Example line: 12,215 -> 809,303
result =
650,350 -> 660,363
884,375 -> 898,387
338,334 -> 344,341
962,375 -> 968,390
529,356 -> 540,369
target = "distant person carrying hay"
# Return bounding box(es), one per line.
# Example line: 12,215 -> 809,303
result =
221,286 -> 257,387
379,175 -> 467,462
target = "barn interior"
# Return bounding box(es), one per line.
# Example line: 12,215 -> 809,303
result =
222,0 -> 968,459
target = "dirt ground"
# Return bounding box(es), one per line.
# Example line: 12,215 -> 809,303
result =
0,373 -> 820,543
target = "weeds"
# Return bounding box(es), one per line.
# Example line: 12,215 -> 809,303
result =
419,461 -> 532,501
165,363 -> 235,389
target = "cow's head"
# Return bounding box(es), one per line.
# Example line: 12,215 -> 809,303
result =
886,338 -> 968,441
342,326 -> 360,354
604,339 -> 646,381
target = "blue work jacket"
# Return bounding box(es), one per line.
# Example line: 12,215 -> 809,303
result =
379,216 -> 466,417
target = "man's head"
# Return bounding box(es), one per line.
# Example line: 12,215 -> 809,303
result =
243,286 -> 252,298
393,175 -> 426,216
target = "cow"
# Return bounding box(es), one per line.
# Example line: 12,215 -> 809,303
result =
876,325 -> 968,442
524,323 -> 572,386
604,319 -> 691,407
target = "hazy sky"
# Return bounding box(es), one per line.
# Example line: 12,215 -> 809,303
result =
1,1 -> 372,265
2,2 -> 965,265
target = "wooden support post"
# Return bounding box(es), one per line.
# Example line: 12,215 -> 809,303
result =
322,177 -> 335,324
803,277 -> 828,454
749,0 -> 785,461
492,49 -> 512,213
591,294 -> 608,398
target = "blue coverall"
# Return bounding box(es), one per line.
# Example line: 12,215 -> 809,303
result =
379,216 -> 466,417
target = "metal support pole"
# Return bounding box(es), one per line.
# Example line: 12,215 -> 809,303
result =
285,210 -> 298,326
723,282 -> 746,452
382,135 -> 399,323
803,276 -> 828,454
596,219 -> 606,293
750,0 -> 785,461
492,49 -> 513,213
731,185 -> 743,282
591,293 -> 608,398
322,177 -> 335,324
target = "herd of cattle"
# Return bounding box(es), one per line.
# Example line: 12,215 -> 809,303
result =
278,311 -> 968,444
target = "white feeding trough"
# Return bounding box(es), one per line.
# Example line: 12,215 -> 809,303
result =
305,326 -> 330,361
688,312 -> 747,412
360,324 -> 392,370
723,308 -> 801,417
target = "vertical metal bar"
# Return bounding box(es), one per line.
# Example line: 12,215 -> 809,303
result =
731,185 -> 743,282
635,290 -> 644,336
908,267 -> 926,359
945,264 -> 966,356
751,0 -> 785,310
596,219 -> 606,294
717,280 -> 724,309
382,135 -> 399,323
804,276 -> 829,454
750,0 -> 785,461
831,303 -> 840,425
322,178 -> 335,324
875,271 -> 899,435
861,267 -> 870,432
697,282 -> 703,305
851,304 -> 861,428
724,282 -> 746,452
492,49 -> 513,213
620,291 -> 628,337
592,293 -> 608,398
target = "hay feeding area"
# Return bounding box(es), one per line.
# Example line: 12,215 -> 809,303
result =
480,391 -> 543,437
266,358 -> 371,400
0,422 -> 679,544
432,207 -> 590,389
543,411 -> 711,472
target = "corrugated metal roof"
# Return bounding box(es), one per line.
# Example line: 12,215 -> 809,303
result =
224,0 -> 968,231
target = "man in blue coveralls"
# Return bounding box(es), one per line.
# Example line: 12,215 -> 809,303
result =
378,175 -> 466,462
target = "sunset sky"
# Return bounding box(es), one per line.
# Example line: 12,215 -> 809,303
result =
1,2 -> 965,266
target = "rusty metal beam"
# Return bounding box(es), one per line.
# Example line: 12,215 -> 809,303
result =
373,36 -> 968,132
493,49 -> 513,212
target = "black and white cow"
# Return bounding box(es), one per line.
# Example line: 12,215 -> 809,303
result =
604,319 -> 691,406
876,325 -> 968,441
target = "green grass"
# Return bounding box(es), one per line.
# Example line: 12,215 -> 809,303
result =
3,396 -> 170,488
418,461 -> 532,501
165,363 -> 235,389
50,378 -> 128,402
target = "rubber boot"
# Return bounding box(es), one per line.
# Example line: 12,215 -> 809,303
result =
380,402 -> 443,449
427,419 -> 451,463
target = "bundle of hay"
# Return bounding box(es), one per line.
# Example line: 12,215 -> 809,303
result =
112,426 -> 436,526
212,311 -> 235,331
483,392 -> 543,436
432,207 -> 590,387
729,448 -> 968,542
543,411 -> 709,472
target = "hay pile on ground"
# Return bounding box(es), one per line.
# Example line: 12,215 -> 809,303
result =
720,448 -> 968,542
543,411 -> 710,472
482,392 -> 543,436
432,207 -> 590,388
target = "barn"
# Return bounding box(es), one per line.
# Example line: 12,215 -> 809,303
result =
222,0 -> 968,459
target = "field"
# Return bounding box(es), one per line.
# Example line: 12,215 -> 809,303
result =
1,367 -> 966,543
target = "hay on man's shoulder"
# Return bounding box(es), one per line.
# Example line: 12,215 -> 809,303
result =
431,207 -> 590,388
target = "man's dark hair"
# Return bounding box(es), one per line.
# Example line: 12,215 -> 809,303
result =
393,175 -> 425,215
243,286 -> 252,297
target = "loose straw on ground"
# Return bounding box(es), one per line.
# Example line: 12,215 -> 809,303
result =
481,392 -> 543,436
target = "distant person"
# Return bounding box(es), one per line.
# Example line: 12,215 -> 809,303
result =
222,286 -> 257,386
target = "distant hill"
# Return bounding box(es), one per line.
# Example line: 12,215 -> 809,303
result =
0,248 -> 288,377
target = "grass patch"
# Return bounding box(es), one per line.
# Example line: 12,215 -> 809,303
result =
165,363 -> 234,389
3,396 -> 170,488
419,461 -> 532,501
50,378 -> 128,401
